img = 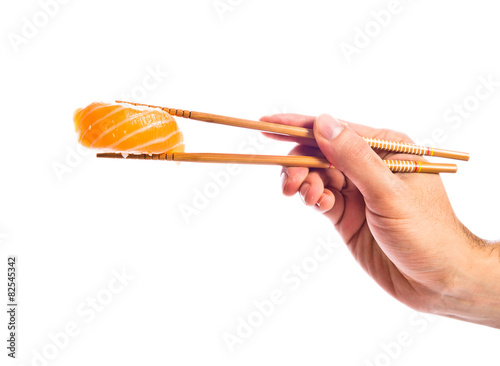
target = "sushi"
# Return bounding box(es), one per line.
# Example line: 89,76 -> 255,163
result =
73,102 -> 184,155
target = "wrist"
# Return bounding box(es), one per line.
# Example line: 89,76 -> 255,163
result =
439,234 -> 500,328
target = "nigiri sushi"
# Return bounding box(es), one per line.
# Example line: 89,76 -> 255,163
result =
73,102 -> 184,155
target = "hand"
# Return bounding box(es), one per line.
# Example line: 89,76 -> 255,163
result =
261,113 -> 500,328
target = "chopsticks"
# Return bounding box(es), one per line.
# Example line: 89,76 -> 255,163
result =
102,100 -> 466,174
97,152 -> 458,174
115,100 -> 470,161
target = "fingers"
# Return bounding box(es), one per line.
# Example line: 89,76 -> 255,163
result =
313,114 -> 402,204
260,132 -> 318,147
281,167 -> 309,196
337,119 -> 379,138
294,170 -> 339,213
322,188 -> 344,224
260,114 -> 317,147
269,113 -> 413,214
260,113 -> 315,128
281,145 -> 315,197
280,144 -> 342,212
315,189 -> 336,213
260,114 -> 416,150
299,170 -> 326,206
259,113 -> 380,143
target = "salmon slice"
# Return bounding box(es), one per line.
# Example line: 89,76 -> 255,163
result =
73,102 -> 184,154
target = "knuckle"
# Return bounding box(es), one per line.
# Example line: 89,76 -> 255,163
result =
401,132 -> 413,143
376,128 -> 411,143
284,169 -> 308,192
340,138 -> 374,165
375,128 -> 393,139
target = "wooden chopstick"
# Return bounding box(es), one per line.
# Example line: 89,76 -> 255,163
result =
115,100 -> 470,161
96,153 -> 458,174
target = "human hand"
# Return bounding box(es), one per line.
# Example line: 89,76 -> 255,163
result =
261,113 -> 500,328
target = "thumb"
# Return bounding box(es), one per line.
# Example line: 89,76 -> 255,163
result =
314,114 -> 399,201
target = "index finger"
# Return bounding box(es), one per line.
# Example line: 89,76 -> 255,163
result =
260,114 -> 413,146
260,114 -> 317,146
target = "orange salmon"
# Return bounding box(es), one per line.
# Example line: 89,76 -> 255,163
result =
73,102 -> 184,154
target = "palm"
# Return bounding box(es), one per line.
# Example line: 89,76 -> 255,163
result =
326,152 -> 459,308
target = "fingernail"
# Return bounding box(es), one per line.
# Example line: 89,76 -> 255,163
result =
314,194 -> 325,211
299,183 -> 310,204
316,114 -> 344,140
281,171 -> 288,190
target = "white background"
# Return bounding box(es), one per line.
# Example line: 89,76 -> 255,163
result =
1,0 -> 500,365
